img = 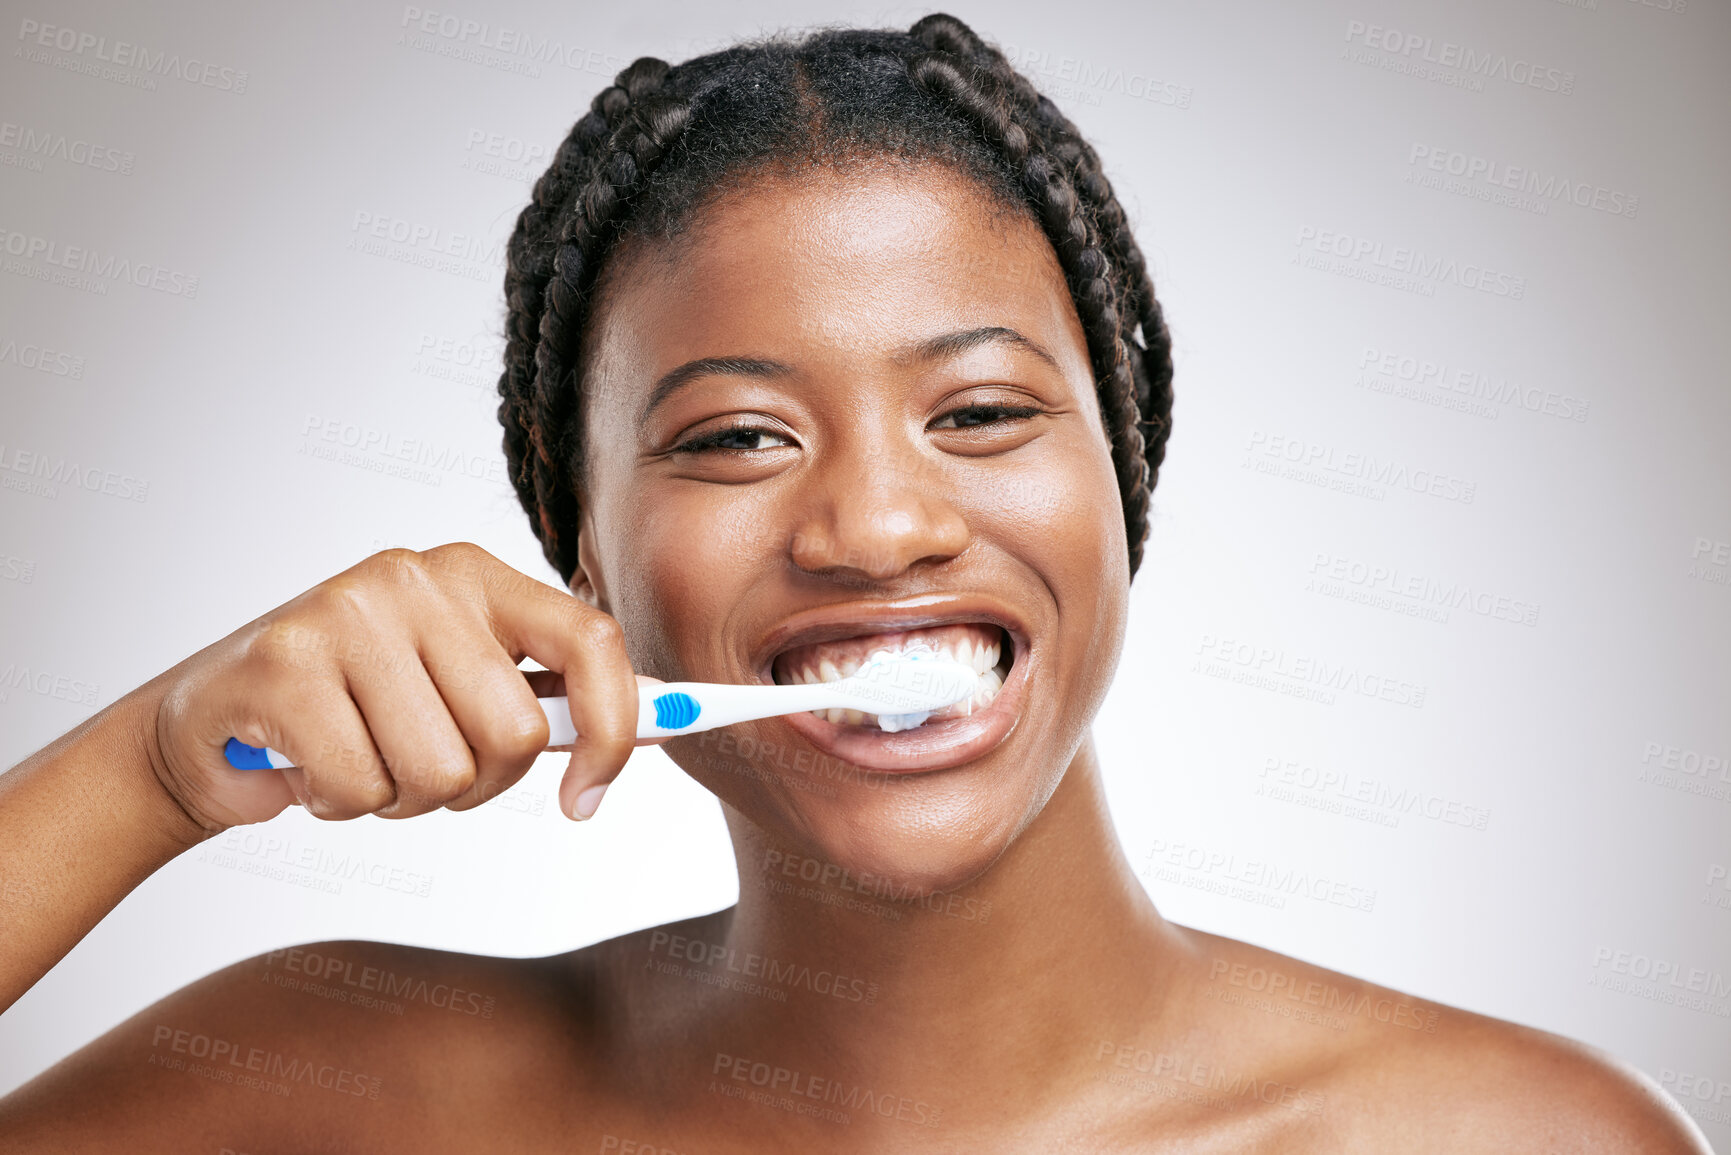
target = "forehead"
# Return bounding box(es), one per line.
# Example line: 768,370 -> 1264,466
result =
582,162 -> 1087,395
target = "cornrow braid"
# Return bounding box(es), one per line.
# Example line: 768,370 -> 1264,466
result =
498,58 -> 691,578
902,14 -> 1169,571
498,14 -> 1176,581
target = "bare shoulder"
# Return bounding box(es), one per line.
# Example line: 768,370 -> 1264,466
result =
0,937 -> 595,1153
1347,1002 -> 1712,1154
1175,928 -> 1713,1154
1418,1019 -> 1710,1153
0,909 -> 740,1154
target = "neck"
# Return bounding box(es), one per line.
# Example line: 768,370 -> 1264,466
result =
710,733 -> 1196,1113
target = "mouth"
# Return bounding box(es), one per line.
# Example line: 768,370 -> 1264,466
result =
754,601 -> 1031,775
770,623 -> 1011,727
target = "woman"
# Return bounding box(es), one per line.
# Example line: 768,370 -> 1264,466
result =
0,14 -> 1710,1152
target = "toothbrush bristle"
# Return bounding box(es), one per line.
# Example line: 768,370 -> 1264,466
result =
843,646 -> 979,724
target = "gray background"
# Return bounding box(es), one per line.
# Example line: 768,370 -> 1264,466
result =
1,0 -> 1727,1141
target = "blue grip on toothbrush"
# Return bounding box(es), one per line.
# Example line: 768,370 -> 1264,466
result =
652,691 -> 700,729
224,737 -> 275,770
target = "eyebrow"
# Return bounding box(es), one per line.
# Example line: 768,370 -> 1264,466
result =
902,326 -> 1061,372
637,357 -> 792,425
636,326 -> 1060,424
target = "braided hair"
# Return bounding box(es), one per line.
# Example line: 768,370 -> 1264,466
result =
497,13 -> 1175,582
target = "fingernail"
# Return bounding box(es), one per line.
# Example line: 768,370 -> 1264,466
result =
573,783 -> 608,820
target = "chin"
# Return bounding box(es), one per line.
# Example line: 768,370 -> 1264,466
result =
809,784 -> 1040,900
680,715 -> 1072,909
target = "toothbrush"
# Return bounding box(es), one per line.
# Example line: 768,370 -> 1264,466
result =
223,648 -> 980,770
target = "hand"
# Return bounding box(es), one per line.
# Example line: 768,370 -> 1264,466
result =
148,543 -> 658,829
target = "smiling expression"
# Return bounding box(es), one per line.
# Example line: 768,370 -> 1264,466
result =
571,159 -> 1130,890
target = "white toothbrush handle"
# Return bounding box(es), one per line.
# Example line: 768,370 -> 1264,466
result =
540,681 -> 874,744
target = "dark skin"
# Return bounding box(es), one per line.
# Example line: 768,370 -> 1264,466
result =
0,163 -> 1710,1154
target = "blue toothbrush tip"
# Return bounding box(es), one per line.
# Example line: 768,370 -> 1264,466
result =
652,691 -> 701,730
224,737 -> 273,770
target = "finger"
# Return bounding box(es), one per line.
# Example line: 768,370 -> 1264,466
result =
424,633 -> 551,813
465,581 -> 641,819
549,614 -> 638,821
341,643 -> 477,819
417,545 -> 662,817
237,667 -> 395,820
165,685 -> 298,826
522,670 -> 670,750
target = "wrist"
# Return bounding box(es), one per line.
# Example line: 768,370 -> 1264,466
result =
109,679 -> 224,852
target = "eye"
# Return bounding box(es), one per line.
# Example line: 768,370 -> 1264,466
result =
930,403 -> 1043,430
673,423 -> 794,453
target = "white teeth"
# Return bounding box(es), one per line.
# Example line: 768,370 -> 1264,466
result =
806,662 -> 1005,728
792,638 -> 1001,685
782,628 -> 1011,728
792,633 -> 1010,685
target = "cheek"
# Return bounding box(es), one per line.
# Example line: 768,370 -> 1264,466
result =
998,433 -> 1129,682
987,431 -> 1125,573
606,492 -> 776,675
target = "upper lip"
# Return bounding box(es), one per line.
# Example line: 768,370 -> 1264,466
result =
752,593 -> 1029,684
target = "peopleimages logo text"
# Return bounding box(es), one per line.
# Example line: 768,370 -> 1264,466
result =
1408,145 -> 1637,219
399,6 -> 626,76
1294,227 -> 1525,300
0,226 -> 199,297
1343,20 -> 1574,93
0,443 -> 149,502
0,121 -> 134,174
998,43 -> 1193,108
15,18 -> 248,92
300,414 -> 508,488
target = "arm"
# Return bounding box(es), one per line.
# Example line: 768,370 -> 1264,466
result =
2,543 -> 643,1015
0,544 -> 645,1146
0,676 -> 207,1012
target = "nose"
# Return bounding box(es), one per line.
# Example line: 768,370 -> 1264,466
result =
788,443 -> 970,583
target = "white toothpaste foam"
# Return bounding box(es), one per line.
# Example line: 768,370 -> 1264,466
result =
855,643 -> 975,732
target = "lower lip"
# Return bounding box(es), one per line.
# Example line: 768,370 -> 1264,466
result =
766,640 -> 1028,774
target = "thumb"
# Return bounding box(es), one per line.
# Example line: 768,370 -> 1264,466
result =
559,673 -> 668,822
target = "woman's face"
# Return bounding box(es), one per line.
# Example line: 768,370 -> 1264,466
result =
574,161 -> 1130,892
